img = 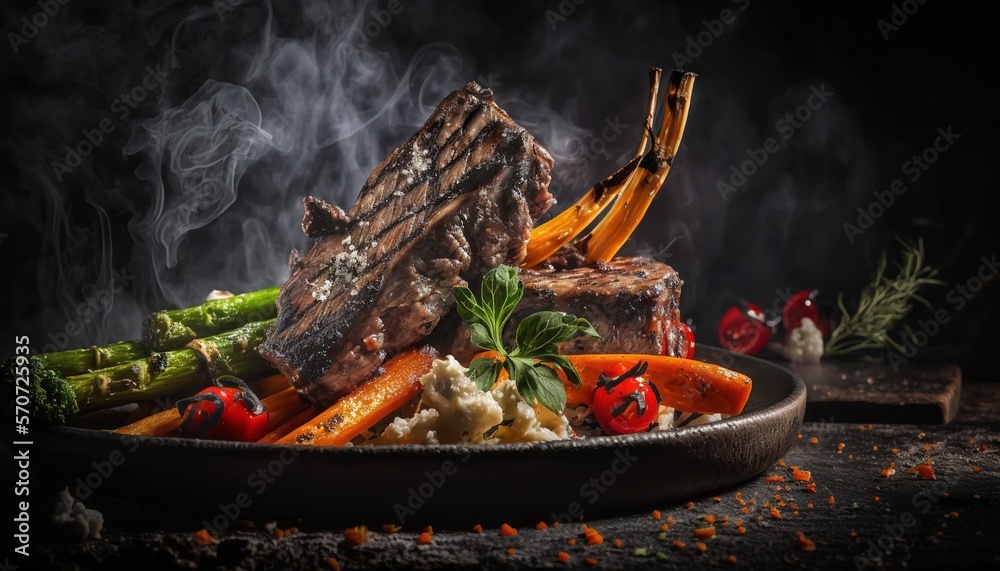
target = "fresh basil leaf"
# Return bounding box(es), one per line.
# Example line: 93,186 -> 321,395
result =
503,356 -> 534,405
468,322 -> 499,352
522,363 -> 567,415
480,265 -> 523,333
467,357 -> 503,391
541,353 -> 582,388
514,311 -> 602,357
452,286 -> 490,326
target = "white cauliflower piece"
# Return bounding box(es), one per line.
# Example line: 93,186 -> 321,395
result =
374,357 -> 503,444
490,379 -> 573,443
782,317 -> 825,363
48,488 -> 103,542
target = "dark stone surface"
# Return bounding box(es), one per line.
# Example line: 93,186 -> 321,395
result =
787,360 -> 962,425
36,422 -> 999,570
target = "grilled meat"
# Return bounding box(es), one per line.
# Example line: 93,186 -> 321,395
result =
260,82 -> 555,406
441,257 -> 685,361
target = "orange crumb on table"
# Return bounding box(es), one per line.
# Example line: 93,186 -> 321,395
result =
423,525 -> 433,533
941,492 -> 948,498
798,434 -> 803,439
272,529 -> 284,540
973,466 -> 981,473
804,482 -> 818,493
806,503 -> 814,509
536,522 -> 549,530
696,542 -> 707,553
695,526 -> 716,539
918,432 -> 925,439
778,460 -> 786,467
789,503 -> 798,510
891,448 -> 899,455
982,444 -> 988,451
757,516 -> 764,521
726,555 -> 738,564
873,445 -> 878,451
506,548 -> 517,556
613,539 -> 623,548
705,515 -> 716,524
837,443 -> 845,453
193,529 -> 219,545
770,507 -> 781,519
713,497 -> 722,503
661,523 -> 670,531
381,524 -> 401,533
797,532 -> 816,551
828,496 -> 836,505
666,516 -> 676,525
868,424 -> 873,430
792,468 -> 811,481
741,507 -> 750,514
949,512 -> 959,518
673,540 -> 686,550
343,526 -> 369,547
653,510 -> 662,520
735,519 -> 742,527
850,529 -> 857,537
909,463 -> 936,479
810,437 -> 819,444
874,496 -> 880,502
553,522 -> 560,528
582,524 -> 604,545
736,526 -> 747,535
765,475 -> 785,484
418,532 -> 432,545
568,538 -> 577,545
585,557 -> 598,566
848,454 -> 853,459
500,523 -> 518,537
974,495 -> 981,500
326,557 -> 340,571
558,552 -> 571,563
473,524 -> 483,534
686,502 -> 695,510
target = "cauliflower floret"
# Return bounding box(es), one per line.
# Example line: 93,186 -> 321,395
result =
782,317 -> 825,363
47,488 -> 103,542
374,357 -> 503,444
490,379 -> 573,443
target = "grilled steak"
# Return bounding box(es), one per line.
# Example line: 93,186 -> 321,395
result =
442,257 -> 686,361
261,82 -> 555,406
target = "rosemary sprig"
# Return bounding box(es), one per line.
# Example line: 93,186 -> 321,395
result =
824,240 -> 944,357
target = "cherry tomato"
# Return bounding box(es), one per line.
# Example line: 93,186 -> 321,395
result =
592,362 -> 662,435
717,302 -> 771,355
662,321 -> 696,359
782,289 -> 831,337
177,376 -> 269,441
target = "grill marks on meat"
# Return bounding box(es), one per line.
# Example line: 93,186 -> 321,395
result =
260,82 -> 554,407
442,258 -> 685,362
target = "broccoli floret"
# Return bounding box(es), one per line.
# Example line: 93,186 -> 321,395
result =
2,357 -> 78,425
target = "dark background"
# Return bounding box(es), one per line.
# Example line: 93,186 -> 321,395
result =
1,0 -> 996,379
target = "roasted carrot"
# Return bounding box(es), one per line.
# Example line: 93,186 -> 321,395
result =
582,71 -> 696,264
469,350 -> 751,416
258,405 -> 321,444
114,381 -> 301,437
277,346 -> 438,446
521,69 -> 662,268
561,353 -> 750,415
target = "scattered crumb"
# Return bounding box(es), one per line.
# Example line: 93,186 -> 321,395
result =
613,539 -> 623,548
810,437 -> 819,444
686,502 -> 695,510
326,557 -> 340,571
558,551 -> 571,562
672,540 -> 686,550
381,524 -> 401,534
796,531 -> 816,551
193,529 -> 218,545
585,557 -> 598,566
696,542 -> 707,553
343,526 -> 368,547
536,522 -> 549,530
500,523 -> 518,537
473,524 -> 483,534
653,510 -> 661,520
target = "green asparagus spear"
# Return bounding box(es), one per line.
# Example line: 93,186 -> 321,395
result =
142,287 -> 280,351
34,340 -> 150,377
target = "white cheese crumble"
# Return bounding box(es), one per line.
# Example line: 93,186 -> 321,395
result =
782,317 -> 825,364
47,488 -> 103,542
373,357 -> 574,445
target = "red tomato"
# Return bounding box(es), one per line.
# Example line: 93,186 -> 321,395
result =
661,321 -> 696,359
592,362 -> 662,435
782,290 -> 831,337
717,302 -> 771,355
177,378 -> 269,441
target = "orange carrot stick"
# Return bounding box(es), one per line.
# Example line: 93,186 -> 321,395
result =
258,406 -> 322,444
562,353 -> 751,416
277,346 -> 438,446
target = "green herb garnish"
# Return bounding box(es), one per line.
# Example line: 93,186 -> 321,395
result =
453,264 -> 601,414
824,239 -> 943,356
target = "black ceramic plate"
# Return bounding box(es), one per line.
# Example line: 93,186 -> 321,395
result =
38,347 -> 805,528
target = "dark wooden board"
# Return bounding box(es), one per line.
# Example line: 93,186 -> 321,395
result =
784,360 -> 962,425
35,422 -> 999,570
